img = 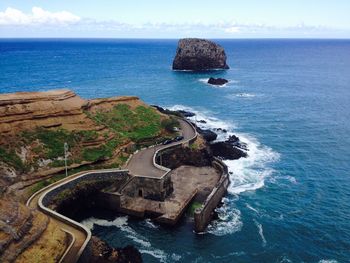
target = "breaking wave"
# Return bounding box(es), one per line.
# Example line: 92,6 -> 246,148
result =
81,216 -> 178,262
168,105 -> 279,235
168,104 -> 279,195
253,219 -> 267,247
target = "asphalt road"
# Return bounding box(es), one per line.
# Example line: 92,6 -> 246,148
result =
27,171 -> 91,263
126,118 -> 196,177
26,118 -> 196,262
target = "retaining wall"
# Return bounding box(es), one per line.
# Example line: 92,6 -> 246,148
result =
194,158 -> 230,233
42,171 -> 129,207
28,169 -> 129,263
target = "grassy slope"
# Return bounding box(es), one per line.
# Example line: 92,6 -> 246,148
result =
1,103 -> 179,196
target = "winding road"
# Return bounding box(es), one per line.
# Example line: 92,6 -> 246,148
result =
26,118 -> 196,262
126,118 -> 197,177
26,170 -> 93,263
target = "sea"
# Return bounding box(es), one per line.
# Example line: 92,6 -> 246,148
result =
1,39 -> 350,263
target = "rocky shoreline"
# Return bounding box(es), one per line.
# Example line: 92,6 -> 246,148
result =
90,236 -> 142,263
153,106 -> 248,161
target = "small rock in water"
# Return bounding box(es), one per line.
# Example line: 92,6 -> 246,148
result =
198,119 -> 207,124
208,77 -> 229,86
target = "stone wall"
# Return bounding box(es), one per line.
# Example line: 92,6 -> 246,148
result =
194,158 -> 229,232
121,172 -> 173,201
41,170 -> 129,207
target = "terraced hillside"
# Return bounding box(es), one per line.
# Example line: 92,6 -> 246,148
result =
0,199 -> 67,263
0,89 -> 177,200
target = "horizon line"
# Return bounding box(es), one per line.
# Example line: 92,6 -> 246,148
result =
0,37 -> 350,40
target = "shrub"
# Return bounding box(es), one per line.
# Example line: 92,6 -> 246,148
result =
161,117 -> 180,133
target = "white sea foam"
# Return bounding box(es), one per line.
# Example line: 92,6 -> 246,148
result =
207,197 -> 243,236
168,104 -> 279,195
253,219 -> 267,247
81,216 -> 177,262
198,78 -> 209,84
167,104 -> 279,235
142,218 -> 159,229
286,175 -> 297,184
246,203 -> 259,214
319,260 -> 338,263
236,93 -> 256,98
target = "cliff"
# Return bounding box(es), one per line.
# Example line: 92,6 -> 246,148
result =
0,89 -> 172,200
172,38 -> 229,71
0,199 -> 67,262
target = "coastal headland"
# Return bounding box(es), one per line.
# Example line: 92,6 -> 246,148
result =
0,89 -> 247,262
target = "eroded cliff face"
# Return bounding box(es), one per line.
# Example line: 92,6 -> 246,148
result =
0,89 -> 170,199
172,38 -> 229,70
0,89 -> 142,135
0,199 -> 68,263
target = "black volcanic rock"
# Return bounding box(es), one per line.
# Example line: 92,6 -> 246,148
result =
196,127 -> 218,142
208,77 -> 228,86
210,142 -> 247,160
172,38 -> 229,71
177,110 -> 196,117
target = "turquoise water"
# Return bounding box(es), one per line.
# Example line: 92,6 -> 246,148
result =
1,39 -> 350,262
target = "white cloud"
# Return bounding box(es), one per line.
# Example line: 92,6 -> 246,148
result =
224,26 -> 240,33
0,6 -> 347,38
0,7 -> 80,26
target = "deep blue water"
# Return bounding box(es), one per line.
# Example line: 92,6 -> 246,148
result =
1,39 -> 350,263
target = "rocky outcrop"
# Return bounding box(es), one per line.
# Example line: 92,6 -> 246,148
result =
0,199 -> 67,262
210,135 -> 248,160
172,38 -> 229,71
208,77 -> 228,86
89,236 -> 142,263
210,142 -> 247,160
196,127 -> 217,142
0,89 -> 170,199
0,89 -> 142,135
159,147 -> 213,169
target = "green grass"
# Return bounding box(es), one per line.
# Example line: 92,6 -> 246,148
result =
82,138 -> 121,162
187,201 -> 203,216
161,117 -> 180,132
92,104 -> 162,142
22,128 -> 79,159
76,130 -> 98,142
29,173 -> 66,195
0,146 -> 27,172
5,104 -> 166,173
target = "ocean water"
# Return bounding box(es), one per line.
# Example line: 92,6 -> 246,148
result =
1,39 -> 350,263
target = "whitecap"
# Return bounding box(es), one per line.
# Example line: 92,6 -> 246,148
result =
253,219 -> 267,247
236,93 -> 256,98
139,249 -> 168,263
319,260 -> 338,263
169,105 -> 279,195
143,219 -> 159,229
166,105 -> 279,235
198,78 -> 209,84
246,203 -> 259,214
207,198 -> 243,236
80,216 -> 175,262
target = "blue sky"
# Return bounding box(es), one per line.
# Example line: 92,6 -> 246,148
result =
0,0 -> 349,38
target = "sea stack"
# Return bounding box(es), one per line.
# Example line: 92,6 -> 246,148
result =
172,38 -> 229,71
